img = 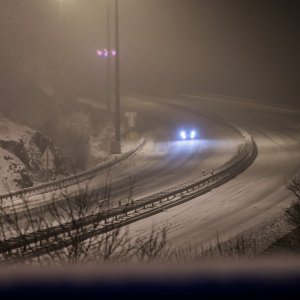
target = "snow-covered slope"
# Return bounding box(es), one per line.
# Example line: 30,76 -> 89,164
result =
0,117 -> 59,192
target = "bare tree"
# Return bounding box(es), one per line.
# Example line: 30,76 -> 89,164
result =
0,178 -> 169,266
286,176 -> 300,228
273,176 -> 300,253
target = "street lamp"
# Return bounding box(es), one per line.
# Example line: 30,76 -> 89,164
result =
111,0 -> 121,154
97,49 -> 116,57
97,48 -> 116,115
97,0 -> 121,154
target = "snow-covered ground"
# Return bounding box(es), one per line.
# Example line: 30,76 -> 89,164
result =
88,122 -> 113,164
6,92 -> 296,256
0,117 -> 41,191
2,96 -> 241,227
81,95 -> 241,204
124,94 -> 300,251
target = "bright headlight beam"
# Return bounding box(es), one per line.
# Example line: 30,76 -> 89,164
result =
190,130 -> 196,139
180,131 -> 187,139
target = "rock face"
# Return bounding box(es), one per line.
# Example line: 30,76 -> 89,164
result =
0,140 -> 31,169
32,132 -> 50,155
0,117 -> 64,193
0,150 -> 32,190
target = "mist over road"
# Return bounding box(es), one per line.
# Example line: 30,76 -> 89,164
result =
107,95 -> 241,202
5,94 -> 241,234
126,93 -> 300,249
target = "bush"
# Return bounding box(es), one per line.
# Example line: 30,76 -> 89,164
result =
0,181 -> 168,266
286,176 -> 300,228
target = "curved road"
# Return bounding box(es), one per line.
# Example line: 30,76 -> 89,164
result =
6,95 -> 242,230
107,95 -> 242,203
125,93 -> 300,251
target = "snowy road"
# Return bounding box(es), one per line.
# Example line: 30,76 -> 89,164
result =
125,94 -> 300,249
5,95 -> 241,224
107,96 -> 242,203
54,98 -> 239,201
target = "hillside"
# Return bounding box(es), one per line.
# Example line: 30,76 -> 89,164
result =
0,117 -> 63,193
0,55 -> 111,170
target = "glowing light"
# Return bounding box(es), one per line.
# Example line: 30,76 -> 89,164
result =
97,49 -> 117,57
180,131 -> 187,139
190,130 -> 196,139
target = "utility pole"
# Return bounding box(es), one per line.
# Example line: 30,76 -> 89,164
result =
111,0 -> 121,154
106,0 -> 111,114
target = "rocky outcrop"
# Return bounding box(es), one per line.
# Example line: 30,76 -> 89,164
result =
14,172 -> 33,189
0,149 -> 32,192
0,117 -> 66,192
32,131 -> 50,154
0,139 -> 31,169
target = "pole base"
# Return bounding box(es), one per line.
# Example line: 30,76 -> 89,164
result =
111,141 -> 121,154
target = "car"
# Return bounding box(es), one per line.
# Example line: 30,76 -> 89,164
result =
179,129 -> 197,140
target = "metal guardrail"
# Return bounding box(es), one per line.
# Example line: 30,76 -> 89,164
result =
0,138 -> 145,204
0,128 -> 257,258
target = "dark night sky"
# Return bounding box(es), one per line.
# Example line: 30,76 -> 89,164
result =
0,0 -> 299,107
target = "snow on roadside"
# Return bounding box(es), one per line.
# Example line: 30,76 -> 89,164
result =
0,117 -> 35,144
88,122 -> 112,165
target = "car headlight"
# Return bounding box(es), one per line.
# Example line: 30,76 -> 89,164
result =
180,131 -> 187,139
190,130 -> 196,139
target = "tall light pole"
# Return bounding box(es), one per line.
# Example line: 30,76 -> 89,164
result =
97,0 -> 121,154
111,0 -> 121,154
106,0 -> 111,115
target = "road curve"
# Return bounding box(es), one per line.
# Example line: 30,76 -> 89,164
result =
106,95 -> 242,204
2,95 -> 242,234
125,93 -> 300,250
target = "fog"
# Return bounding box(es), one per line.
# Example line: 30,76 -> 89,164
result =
1,2 -> 300,290
0,0 -> 299,111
